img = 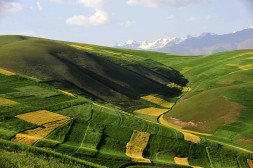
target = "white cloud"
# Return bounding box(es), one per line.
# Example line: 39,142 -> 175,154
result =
187,15 -> 213,22
0,1 -> 23,13
37,2 -> 43,11
66,9 -> 108,27
167,15 -> 174,19
78,0 -> 114,9
127,0 -> 211,8
120,20 -> 135,28
66,0 -> 114,27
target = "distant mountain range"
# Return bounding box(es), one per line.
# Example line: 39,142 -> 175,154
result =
114,26 -> 253,55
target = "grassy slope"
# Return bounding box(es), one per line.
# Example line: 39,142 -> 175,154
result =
0,145 -> 90,168
0,69 -> 196,168
0,35 -> 185,108
121,48 -> 253,150
0,35 -> 253,167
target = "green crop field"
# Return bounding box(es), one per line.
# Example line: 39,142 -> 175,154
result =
0,35 -> 253,168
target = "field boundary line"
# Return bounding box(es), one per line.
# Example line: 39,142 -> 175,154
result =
205,147 -> 214,168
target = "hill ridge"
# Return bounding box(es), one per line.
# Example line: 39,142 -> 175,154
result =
0,35 -> 253,168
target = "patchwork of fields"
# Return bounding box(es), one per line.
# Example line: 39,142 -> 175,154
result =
0,35 -> 253,167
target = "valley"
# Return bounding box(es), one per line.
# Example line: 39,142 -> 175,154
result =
0,35 -> 253,168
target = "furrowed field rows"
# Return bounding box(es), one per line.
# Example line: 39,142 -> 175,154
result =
11,119 -> 71,145
92,102 -> 181,138
174,157 -> 189,166
34,120 -> 74,148
247,159 -> 253,168
76,123 -> 104,156
134,107 -> 168,116
181,132 -> 201,144
1,36 -> 253,168
180,67 -> 193,74
126,130 -> 151,163
206,146 -> 241,168
0,97 -> 19,106
226,64 -> 253,70
11,110 -> 72,145
16,110 -> 71,125
141,95 -> 174,108
16,86 -> 60,98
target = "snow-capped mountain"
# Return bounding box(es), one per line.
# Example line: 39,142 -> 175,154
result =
114,40 -> 140,49
113,26 -> 253,55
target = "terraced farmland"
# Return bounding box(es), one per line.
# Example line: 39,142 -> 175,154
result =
0,35 -> 253,167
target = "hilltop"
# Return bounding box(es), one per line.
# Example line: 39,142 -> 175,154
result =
0,35 -> 253,168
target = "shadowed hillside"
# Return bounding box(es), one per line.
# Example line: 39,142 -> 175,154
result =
0,35 -> 186,107
0,35 -> 253,168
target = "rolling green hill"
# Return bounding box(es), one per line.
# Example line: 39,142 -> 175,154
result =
0,35 -> 253,168
125,49 -> 253,150
0,35 -> 186,107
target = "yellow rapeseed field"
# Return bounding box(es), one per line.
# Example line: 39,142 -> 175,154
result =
58,89 -> 75,97
124,54 -> 133,57
12,110 -> 72,145
16,110 -> 71,125
126,130 -> 151,163
167,83 -> 182,90
159,115 -> 182,130
134,107 -> 168,116
167,83 -> 191,92
182,87 -> 192,92
181,132 -> 201,143
106,51 -> 121,55
11,118 -> 70,145
248,57 -> 253,59
174,157 -> 189,165
0,97 -> 19,106
141,95 -> 174,108
248,159 -> 253,168
0,68 -> 16,76
70,44 -> 94,50
227,64 -> 253,70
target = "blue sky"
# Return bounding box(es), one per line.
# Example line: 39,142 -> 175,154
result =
0,0 -> 253,46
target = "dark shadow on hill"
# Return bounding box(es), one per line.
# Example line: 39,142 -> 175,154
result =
50,50 -> 185,105
0,36 -> 188,107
